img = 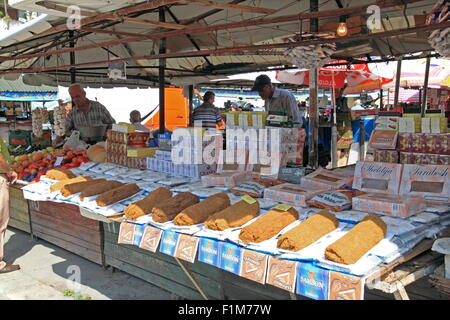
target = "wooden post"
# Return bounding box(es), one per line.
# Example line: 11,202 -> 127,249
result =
308,0 -> 319,169
159,7 -> 166,134
394,58 -> 402,109
421,57 -> 431,117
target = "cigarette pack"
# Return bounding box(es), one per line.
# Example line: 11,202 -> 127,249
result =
368,130 -> 399,150
352,193 -> 426,218
263,183 -> 328,207
399,164 -> 450,203
352,161 -> 403,194
300,168 -> 354,190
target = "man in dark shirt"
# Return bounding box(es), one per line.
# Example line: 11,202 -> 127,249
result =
189,91 -> 224,129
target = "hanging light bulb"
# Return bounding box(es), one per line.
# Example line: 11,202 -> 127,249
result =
336,22 -> 348,37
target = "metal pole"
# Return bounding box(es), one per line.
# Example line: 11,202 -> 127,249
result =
379,89 -> 383,109
331,86 -> 338,168
308,0 -> 319,169
188,85 -> 194,114
421,57 -> 431,117
69,30 -> 76,83
159,7 -> 166,134
394,58 -> 402,109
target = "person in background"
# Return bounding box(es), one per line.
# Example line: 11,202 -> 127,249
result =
351,99 -> 365,111
129,110 -> 151,133
189,91 -> 224,129
52,84 -> 116,146
252,74 -> 302,125
0,137 -> 20,274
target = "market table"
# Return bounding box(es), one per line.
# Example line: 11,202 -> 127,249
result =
102,220 -> 302,300
27,200 -> 105,266
8,183 -> 31,234
97,213 -> 449,300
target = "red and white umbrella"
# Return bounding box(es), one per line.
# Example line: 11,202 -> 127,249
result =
276,60 -> 393,90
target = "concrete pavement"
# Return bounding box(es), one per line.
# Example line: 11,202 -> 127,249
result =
0,227 -> 173,300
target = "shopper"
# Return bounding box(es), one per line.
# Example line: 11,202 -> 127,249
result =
189,91 -> 224,129
0,138 -> 20,274
251,74 -> 302,125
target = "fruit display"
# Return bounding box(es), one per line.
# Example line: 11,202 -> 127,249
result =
10,147 -> 90,182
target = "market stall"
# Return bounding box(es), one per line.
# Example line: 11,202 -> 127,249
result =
16,121 -> 449,300
2,0 -> 449,301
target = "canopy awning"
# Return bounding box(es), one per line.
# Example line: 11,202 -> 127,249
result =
0,0 -> 442,87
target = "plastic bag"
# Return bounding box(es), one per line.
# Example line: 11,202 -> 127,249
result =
63,131 -> 88,152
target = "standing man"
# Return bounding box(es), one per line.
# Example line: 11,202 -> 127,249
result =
52,84 -> 116,146
189,91 -> 224,129
252,74 -> 303,125
0,137 -> 20,274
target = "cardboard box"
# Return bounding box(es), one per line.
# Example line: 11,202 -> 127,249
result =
127,157 -> 147,169
278,167 -> 309,184
397,133 -> 450,155
201,171 -> 252,187
263,183 -> 328,207
352,161 -> 403,194
112,123 -> 135,133
421,118 -> 431,133
127,147 -> 157,158
398,117 -> 416,133
399,164 -> 450,202
373,149 -> 399,163
300,168 -> 354,191
368,130 -> 399,150
352,193 -> 426,218
375,116 -> 399,131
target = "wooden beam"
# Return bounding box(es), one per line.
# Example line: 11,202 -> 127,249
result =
38,0 -> 181,36
6,2 -> 445,63
2,21 -> 449,70
180,0 -> 277,14
111,17 -> 188,30
36,1 -> 97,17
80,27 -> 143,38
37,0 -> 425,40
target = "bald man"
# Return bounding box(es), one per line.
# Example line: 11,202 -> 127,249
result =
53,84 -> 116,146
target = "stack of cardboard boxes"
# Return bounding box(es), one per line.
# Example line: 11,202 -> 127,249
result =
106,124 -> 152,169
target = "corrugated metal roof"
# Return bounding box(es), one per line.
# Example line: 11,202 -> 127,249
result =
0,77 -> 57,92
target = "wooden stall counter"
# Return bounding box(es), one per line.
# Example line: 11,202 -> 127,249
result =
28,200 -> 104,266
103,221 -> 303,300
8,183 -> 31,234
